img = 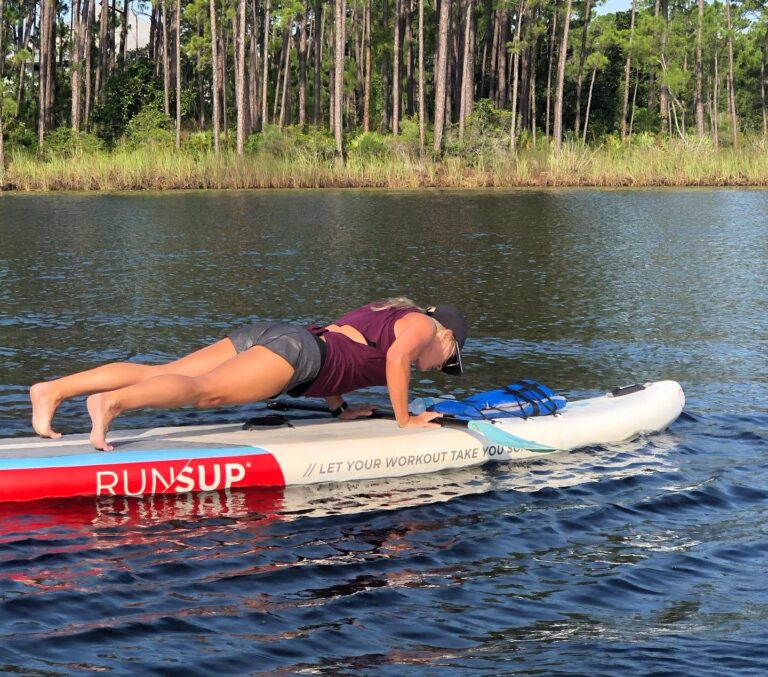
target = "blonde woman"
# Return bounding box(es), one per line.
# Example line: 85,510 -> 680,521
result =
30,299 -> 468,451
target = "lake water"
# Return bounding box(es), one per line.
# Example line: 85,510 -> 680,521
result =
0,189 -> 766,674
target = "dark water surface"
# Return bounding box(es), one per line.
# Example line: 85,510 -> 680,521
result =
0,189 -> 766,674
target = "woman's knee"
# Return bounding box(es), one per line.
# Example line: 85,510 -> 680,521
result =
192,377 -> 228,408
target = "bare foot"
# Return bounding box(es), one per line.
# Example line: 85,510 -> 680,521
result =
87,393 -> 119,451
30,382 -> 63,439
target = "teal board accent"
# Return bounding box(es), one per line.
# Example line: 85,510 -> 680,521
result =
467,421 -> 558,453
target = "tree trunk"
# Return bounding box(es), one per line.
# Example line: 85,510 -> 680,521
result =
529,8 -> 541,148
198,21 -> 206,127
574,0 -> 591,138
314,0 -> 323,124
109,0 -> 117,71
176,0 -> 182,148
108,0 -> 115,71
298,10 -> 308,126
418,0 -> 425,153
120,0 -> 130,64
249,0 -> 259,131
236,0 -> 247,151
381,0 -> 391,131
353,1 -> 363,123
488,9 -> 499,101
620,0 -> 635,142
509,0 -> 524,150
659,0 -> 669,134
761,27 -> 768,137
15,10 -> 36,116
629,66 -> 638,136
47,0 -> 56,130
582,66 -> 596,143
329,14 -> 335,132
161,0 -> 170,114
38,0 -> 51,149
261,0 -> 271,128
363,0 -> 371,130
84,0 -> 95,127
96,0 -> 109,101
519,37 -> 530,130
279,26 -> 292,128
545,0 -> 557,140
433,0 -> 451,152
334,0 -> 346,157
552,0 -> 571,152
149,1 -> 157,62
694,0 -> 704,135
406,0 -> 414,116
713,50 -> 719,146
480,0 -> 492,97
392,0 -> 402,134
725,0 -> 737,147
71,0 -> 84,131
221,24 -> 228,139
273,27 -> 287,121
210,0 -> 220,152
459,0 -> 474,140
495,10 -> 509,108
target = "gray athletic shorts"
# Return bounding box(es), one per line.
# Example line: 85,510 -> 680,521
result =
228,322 -> 325,395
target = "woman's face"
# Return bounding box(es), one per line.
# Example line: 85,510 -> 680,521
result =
415,330 -> 456,372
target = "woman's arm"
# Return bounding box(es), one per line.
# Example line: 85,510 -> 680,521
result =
325,395 -> 378,420
386,314 -> 443,428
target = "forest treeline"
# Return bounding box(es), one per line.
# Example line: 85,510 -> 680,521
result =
1,0 -> 767,172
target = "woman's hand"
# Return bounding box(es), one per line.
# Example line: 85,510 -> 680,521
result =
338,404 -> 379,421
401,412 -> 443,429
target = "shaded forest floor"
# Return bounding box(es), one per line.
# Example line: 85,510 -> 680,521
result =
3,141 -> 768,191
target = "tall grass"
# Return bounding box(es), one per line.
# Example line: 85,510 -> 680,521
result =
4,138 -> 768,192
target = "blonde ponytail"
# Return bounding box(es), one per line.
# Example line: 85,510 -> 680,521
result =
370,297 -> 424,312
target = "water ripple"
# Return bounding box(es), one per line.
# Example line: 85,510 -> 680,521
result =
1,190 -> 767,673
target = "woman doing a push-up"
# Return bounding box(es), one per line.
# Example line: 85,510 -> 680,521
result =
30,298 -> 468,451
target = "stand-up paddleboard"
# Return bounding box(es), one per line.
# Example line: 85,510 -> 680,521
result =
0,380 -> 685,502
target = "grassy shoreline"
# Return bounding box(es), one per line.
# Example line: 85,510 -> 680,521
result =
3,142 -> 768,192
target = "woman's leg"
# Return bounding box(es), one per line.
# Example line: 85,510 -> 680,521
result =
87,346 -> 295,450
30,339 -> 238,438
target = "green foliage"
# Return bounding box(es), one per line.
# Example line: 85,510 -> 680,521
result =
92,58 -> 164,142
348,131 -> 391,160
629,131 -> 656,148
386,117 -> 424,158
442,100 -> 513,161
43,128 -> 104,159
185,130 -> 214,155
125,108 -> 175,148
3,120 -> 36,152
0,85 -> 17,119
247,124 -> 336,161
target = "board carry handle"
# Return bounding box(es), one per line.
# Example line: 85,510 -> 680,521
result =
266,399 -> 558,453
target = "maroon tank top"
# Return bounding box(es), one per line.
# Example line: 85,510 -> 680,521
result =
302,304 -> 421,397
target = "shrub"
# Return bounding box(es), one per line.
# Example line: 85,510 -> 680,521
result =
92,57 -> 164,142
126,107 -> 175,148
43,128 -> 104,159
348,131 -> 390,160
247,124 -> 336,161
630,131 -> 656,148
4,119 -> 36,151
185,130 -> 213,154
443,100 -> 513,161
387,116 -> 424,158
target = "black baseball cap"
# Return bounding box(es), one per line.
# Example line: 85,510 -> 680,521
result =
426,304 -> 468,376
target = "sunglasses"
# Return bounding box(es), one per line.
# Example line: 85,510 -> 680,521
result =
441,341 -> 463,375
